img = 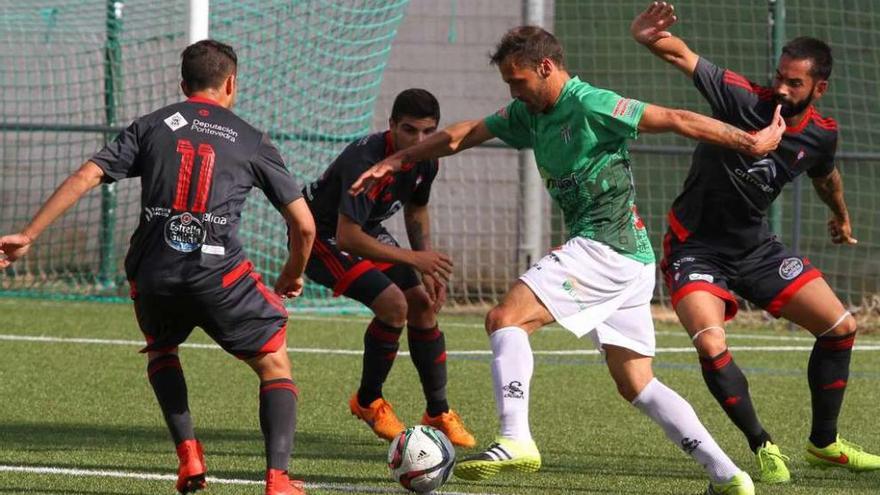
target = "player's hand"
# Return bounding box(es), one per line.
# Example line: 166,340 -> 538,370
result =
631,2 -> 677,45
422,273 -> 448,313
349,159 -> 402,196
410,250 -> 454,282
828,216 -> 858,245
0,233 -> 34,269
274,273 -> 305,299
751,104 -> 785,156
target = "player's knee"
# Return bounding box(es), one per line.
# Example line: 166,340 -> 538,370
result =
485,305 -> 511,335
827,313 -> 857,337
692,328 -> 727,358
406,289 -> 432,319
249,348 -> 292,381
372,287 -> 408,327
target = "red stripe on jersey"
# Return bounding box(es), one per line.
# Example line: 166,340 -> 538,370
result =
313,239 -> 347,279
812,110 -> 838,131
187,96 -> 223,107
667,210 -> 691,243
723,71 -> 774,100
174,139 -> 195,211
786,106 -> 815,134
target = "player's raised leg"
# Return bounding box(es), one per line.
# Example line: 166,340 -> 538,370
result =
405,284 -> 476,447
776,277 -> 880,471
605,344 -> 753,494
246,344 -> 305,495
676,291 -> 790,483
454,281 -> 550,480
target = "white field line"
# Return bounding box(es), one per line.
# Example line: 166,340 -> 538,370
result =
290,314 -> 823,342
1,333 -> 880,356
0,464 -> 495,495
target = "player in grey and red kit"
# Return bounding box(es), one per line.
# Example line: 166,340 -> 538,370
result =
0,40 -> 315,495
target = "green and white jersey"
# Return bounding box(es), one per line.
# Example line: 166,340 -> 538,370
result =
484,76 -> 654,264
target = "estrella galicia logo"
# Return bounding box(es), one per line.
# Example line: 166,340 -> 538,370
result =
503,381 -> 524,399
778,257 -> 804,280
681,437 -> 702,454
164,212 -> 206,253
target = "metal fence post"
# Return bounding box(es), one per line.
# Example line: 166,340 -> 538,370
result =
520,0 -> 545,270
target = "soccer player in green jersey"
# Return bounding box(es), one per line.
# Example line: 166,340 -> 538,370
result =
350,26 -> 785,494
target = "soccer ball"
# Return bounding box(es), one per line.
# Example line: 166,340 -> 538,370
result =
388,425 -> 455,493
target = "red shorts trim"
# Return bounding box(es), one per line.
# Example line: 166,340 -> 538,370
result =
333,260 -> 377,296
222,260 -> 254,288
250,272 -> 287,315
765,269 -> 823,317
259,325 -> 288,354
671,281 -> 739,321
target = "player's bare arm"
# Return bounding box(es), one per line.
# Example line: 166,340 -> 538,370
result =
348,119 -> 494,195
631,2 -> 699,78
0,161 -> 104,268
336,213 -> 453,281
811,168 -> 857,245
274,197 -> 316,298
405,202 -> 447,311
638,103 -> 785,156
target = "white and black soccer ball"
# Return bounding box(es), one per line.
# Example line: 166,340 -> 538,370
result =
387,425 -> 455,493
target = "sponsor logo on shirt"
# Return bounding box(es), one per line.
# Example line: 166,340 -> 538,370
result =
779,257 -> 804,280
734,157 -> 776,193
611,98 -> 637,118
164,112 -> 188,131
144,206 -> 171,222
689,273 -> 715,283
164,212 -> 207,253
191,119 -> 238,143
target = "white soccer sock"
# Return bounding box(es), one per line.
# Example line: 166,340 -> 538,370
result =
632,378 -> 740,483
490,326 -> 533,441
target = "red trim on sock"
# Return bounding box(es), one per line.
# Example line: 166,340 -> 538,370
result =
408,326 -> 441,341
821,379 -> 847,391
723,396 -> 742,407
367,320 -> 403,343
701,350 -> 733,371
818,333 -> 856,351
260,381 -> 299,397
385,351 -> 398,361
148,356 -> 182,377
434,352 -> 447,364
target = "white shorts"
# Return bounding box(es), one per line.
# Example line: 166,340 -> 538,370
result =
519,237 -> 656,357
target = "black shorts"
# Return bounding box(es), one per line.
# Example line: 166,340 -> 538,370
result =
131,260 -> 288,359
305,229 -> 421,306
660,229 -> 822,320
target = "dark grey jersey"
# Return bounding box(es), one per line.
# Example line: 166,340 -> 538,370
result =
669,58 -> 838,255
303,131 -> 438,237
90,96 -> 302,295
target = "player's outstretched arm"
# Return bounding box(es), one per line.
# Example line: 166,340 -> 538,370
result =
639,103 -> 785,156
336,213 -> 453,282
631,1 -> 699,78
404,203 -> 446,312
0,161 -> 104,269
274,198 -> 316,298
348,119 -> 494,195
812,168 -> 858,245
